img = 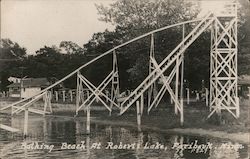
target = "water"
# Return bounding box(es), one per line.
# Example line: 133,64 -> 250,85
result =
0,114 -> 248,159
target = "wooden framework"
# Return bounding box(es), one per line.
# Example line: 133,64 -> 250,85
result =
1,3 -> 239,134
110,51 -> 120,114
120,12 -> 215,126
0,90 -> 52,136
208,3 -> 239,118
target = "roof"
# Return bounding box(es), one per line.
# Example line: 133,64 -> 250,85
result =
7,78 -> 50,88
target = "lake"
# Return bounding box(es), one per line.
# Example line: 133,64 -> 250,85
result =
0,113 -> 248,159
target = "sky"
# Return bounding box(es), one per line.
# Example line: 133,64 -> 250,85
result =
1,0 -> 115,54
1,0 -> 230,55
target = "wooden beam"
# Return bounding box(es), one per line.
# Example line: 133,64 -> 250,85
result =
0,124 -> 20,132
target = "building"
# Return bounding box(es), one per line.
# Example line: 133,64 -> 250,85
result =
7,78 -> 50,99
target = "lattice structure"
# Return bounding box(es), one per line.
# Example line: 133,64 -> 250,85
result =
209,3 -> 239,118
147,34 -> 158,110
110,50 -> 120,114
120,12 -> 215,126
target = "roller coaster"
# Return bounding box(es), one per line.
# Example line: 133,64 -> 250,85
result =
0,2 -> 239,136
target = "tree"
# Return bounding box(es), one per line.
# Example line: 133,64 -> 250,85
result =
238,0 -> 250,75
0,39 -> 27,91
0,39 -> 26,59
59,41 -> 84,54
95,0 -> 200,89
24,45 -> 87,88
96,0 -> 199,29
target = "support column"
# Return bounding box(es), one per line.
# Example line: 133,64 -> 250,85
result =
76,71 -> 80,115
209,4 -> 239,119
55,91 -> 58,101
48,91 -> 52,113
24,107 -> 28,137
180,98 -> 184,126
186,88 -> 190,105
136,100 -> 141,132
205,88 -> 209,106
175,56 -> 180,115
148,34 -> 157,109
86,106 -> 90,134
43,92 -> 48,116
180,24 -> 185,101
62,91 -> 65,102
140,94 -> 144,116
236,97 -> 239,118
111,50 -> 120,115
248,87 -> 250,100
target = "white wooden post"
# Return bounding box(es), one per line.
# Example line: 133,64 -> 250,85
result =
236,97 -> 239,118
175,57 -> 179,115
76,71 -> 80,115
180,98 -> 184,126
170,96 -> 173,104
140,94 -> 144,115
24,107 -> 28,137
205,88 -> 209,106
55,91 -> 58,101
248,87 -> 250,100
136,100 -> 141,131
186,88 -> 190,105
62,91 -> 65,102
86,106 -> 90,134
108,89 -> 111,116
43,93 -> 47,117
48,91 -> 52,113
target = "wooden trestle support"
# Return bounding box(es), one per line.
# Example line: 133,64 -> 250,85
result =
208,3 -> 239,119
120,12 -> 215,126
0,2 -> 239,135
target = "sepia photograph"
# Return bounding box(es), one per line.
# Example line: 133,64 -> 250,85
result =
0,0 -> 249,158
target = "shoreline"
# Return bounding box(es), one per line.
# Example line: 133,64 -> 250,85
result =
1,99 -> 249,145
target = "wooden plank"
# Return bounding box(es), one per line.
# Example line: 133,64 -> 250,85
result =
12,106 -> 50,115
0,124 -> 20,132
24,108 -> 28,136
